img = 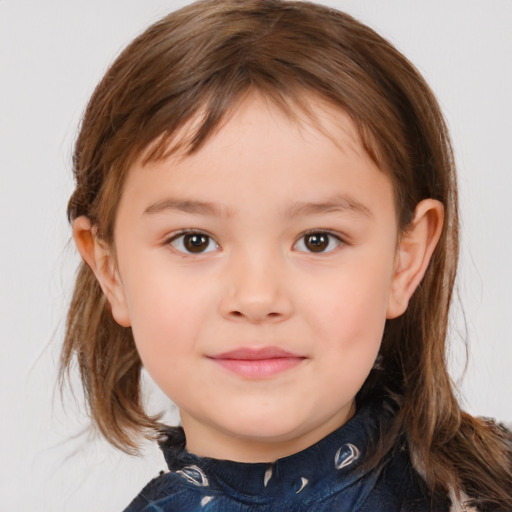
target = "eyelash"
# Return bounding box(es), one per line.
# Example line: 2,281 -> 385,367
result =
164,229 -> 345,255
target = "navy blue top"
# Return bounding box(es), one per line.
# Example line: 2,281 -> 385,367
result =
124,398 -> 450,511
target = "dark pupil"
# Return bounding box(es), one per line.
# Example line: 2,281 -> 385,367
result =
184,234 -> 209,253
305,233 -> 328,252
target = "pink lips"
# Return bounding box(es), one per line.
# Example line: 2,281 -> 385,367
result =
208,347 -> 305,379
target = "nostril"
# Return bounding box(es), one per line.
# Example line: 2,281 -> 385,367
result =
229,310 -> 280,319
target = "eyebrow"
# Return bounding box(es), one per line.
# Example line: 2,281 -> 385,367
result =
143,194 -> 373,219
285,195 -> 373,219
143,198 -> 230,217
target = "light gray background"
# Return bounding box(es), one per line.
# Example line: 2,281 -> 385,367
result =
1,1 -> 511,510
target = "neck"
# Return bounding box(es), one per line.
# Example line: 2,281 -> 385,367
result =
180,402 -> 356,463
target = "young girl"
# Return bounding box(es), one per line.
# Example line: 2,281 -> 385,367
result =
61,0 -> 512,510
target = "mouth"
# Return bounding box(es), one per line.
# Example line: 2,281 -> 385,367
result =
207,347 -> 306,379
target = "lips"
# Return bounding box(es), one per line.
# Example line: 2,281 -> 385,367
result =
208,347 -> 305,379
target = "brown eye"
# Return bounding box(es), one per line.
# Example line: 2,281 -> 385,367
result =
184,234 -> 209,252
294,232 -> 342,253
169,232 -> 218,254
304,233 -> 329,252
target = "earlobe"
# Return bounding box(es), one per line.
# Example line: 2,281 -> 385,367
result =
386,199 -> 444,319
72,216 -> 131,327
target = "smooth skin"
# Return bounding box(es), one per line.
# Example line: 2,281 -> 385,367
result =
74,93 -> 443,463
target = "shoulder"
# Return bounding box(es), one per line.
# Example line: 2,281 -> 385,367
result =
376,448 -> 451,512
122,471 -> 200,512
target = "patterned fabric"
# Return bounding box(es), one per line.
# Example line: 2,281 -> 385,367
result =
124,398 -> 451,511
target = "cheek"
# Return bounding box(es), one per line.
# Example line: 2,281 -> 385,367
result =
308,277 -> 387,399
303,255 -> 394,356
121,266 -> 214,375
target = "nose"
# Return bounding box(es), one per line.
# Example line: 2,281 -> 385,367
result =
219,250 -> 293,324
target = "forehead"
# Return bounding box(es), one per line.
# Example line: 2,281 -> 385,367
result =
140,91 -> 370,170
118,92 -> 394,223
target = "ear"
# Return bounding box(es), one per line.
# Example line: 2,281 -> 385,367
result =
386,199 -> 444,319
72,216 -> 131,327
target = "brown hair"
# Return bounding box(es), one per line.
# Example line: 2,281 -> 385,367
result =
61,0 -> 512,509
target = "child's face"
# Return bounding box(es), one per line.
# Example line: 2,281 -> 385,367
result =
109,94 -> 402,462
